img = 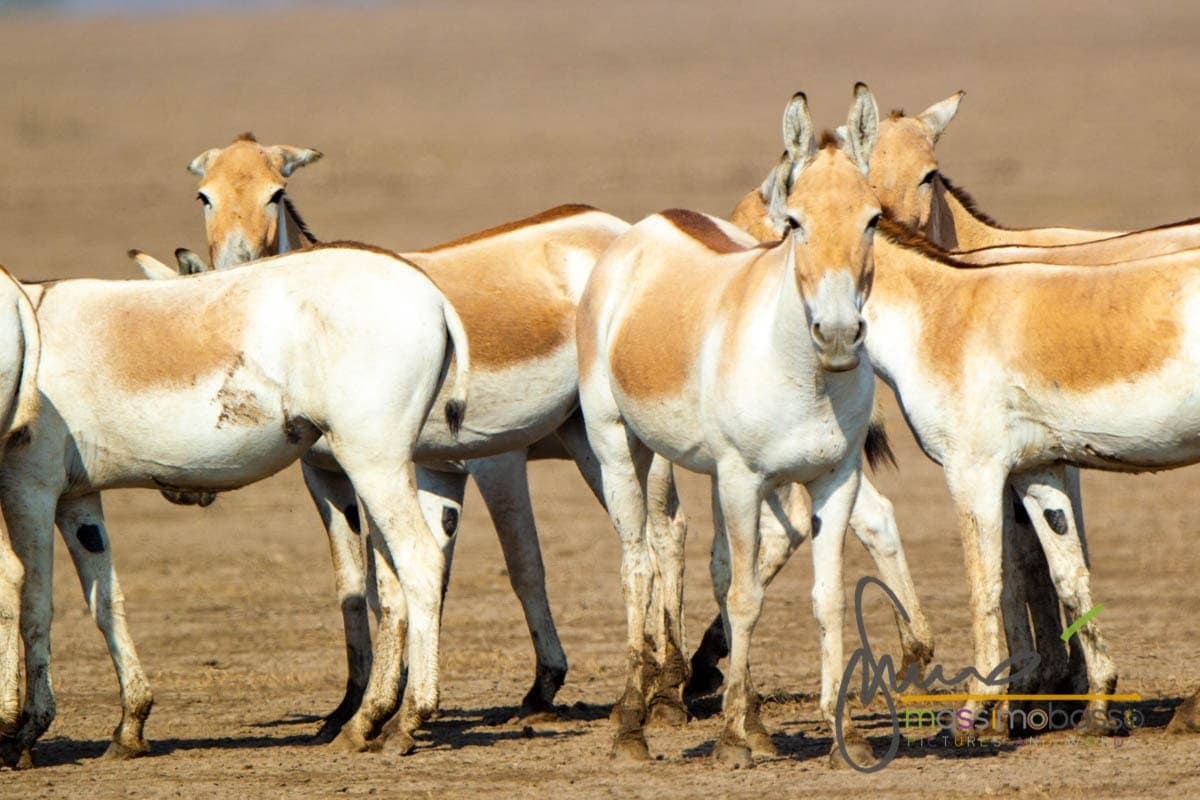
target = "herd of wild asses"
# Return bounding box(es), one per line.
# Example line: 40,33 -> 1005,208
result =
1,82 -> 1199,772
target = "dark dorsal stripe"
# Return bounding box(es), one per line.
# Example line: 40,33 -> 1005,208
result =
660,208 -> 768,254
418,204 -> 598,253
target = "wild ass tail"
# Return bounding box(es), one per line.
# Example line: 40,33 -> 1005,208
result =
3,284 -> 40,447
441,299 -> 470,437
863,397 -> 897,472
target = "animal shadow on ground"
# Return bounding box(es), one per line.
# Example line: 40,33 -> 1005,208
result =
26,732 -> 316,768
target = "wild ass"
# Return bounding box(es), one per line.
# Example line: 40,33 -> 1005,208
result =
133,134 -> 659,751
0,246 -> 468,768
577,87 -> 882,766
0,272 -> 41,761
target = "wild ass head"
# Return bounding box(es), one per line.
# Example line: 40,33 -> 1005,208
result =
767,84 -> 881,372
863,91 -> 962,232
188,133 -> 322,268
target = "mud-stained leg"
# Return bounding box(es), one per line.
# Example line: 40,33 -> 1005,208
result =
374,466 -> 466,752
1063,468 -> 1091,695
302,462 -> 373,743
709,463 -> 771,768
1011,467 -> 1117,721
469,452 -> 567,721
0,484 -> 57,769
643,454 -> 689,727
846,478 -> 935,680
54,494 -> 153,760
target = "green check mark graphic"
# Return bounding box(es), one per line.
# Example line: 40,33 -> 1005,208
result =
1061,604 -> 1103,642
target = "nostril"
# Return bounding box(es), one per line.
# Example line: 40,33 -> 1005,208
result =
853,319 -> 867,344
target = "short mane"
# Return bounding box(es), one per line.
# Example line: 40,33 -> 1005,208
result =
660,209 -> 770,254
236,131 -> 258,143
938,174 -> 1001,228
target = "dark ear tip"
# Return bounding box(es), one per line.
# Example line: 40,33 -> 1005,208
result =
790,90 -> 807,103
854,81 -> 870,94
126,249 -> 142,259
173,248 -> 191,258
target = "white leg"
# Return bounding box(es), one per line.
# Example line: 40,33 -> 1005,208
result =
945,460 -> 1009,706
55,494 -> 153,760
0,513 -> 22,747
1011,467 -> 1117,712
468,452 -> 568,719
0,483 -> 57,769
847,477 -> 935,678
807,463 -> 873,766
301,462 -> 373,743
709,463 -> 770,767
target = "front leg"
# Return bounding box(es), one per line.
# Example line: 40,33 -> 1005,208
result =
806,463 -> 872,768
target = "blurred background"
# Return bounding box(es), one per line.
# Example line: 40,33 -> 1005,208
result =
3,3 -> 1200,796
1,0 -> 1199,279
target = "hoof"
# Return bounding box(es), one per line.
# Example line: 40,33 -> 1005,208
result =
0,740 -> 31,770
647,698 -> 688,728
610,733 -> 651,762
101,739 -> 149,761
711,739 -> 753,769
684,665 -> 724,701
328,727 -> 374,753
830,738 -> 876,770
747,730 -> 777,759
380,731 -> 417,756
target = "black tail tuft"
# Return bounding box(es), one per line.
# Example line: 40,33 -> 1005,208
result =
445,399 -> 465,437
864,420 -> 898,472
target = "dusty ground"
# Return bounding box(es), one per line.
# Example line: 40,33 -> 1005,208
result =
1,1 -> 1200,797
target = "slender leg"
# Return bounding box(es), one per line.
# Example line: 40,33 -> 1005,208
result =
376,465 -> 466,751
301,461 -> 373,743
690,483 -> 809,700
0,484 -> 57,769
1063,467 -> 1091,695
806,464 -> 873,767
55,494 -> 153,759
709,463 -> 768,768
945,460 -> 1010,709
643,454 -> 689,726
469,452 -> 568,720
1011,467 -> 1117,718
0,514 -> 23,749
847,477 -> 935,679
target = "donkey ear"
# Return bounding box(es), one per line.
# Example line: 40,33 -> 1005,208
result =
174,248 -> 210,276
844,82 -> 880,174
765,156 -> 793,235
269,145 -> 323,177
128,249 -> 179,280
187,148 -> 221,178
781,91 -> 817,164
918,90 -> 964,142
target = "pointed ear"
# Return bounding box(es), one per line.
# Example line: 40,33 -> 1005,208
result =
175,248 -> 210,275
128,249 -> 180,280
781,91 -> 817,165
918,90 -> 964,142
765,156 -> 793,235
845,82 -> 880,174
187,148 -> 221,178
269,145 -> 323,177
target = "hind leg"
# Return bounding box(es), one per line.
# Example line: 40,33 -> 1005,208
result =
55,494 -> 153,760
301,462 -> 373,743
643,454 -> 689,727
0,483 -> 57,769
0,512 -> 22,755
469,453 -> 567,721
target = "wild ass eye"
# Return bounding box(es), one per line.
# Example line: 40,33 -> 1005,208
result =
268,188 -> 285,206
197,192 -> 211,207
919,170 -> 937,186
786,215 -> 803,232
866,213 -> 881,232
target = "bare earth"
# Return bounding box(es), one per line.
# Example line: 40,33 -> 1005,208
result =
2,2 -> 1200,797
